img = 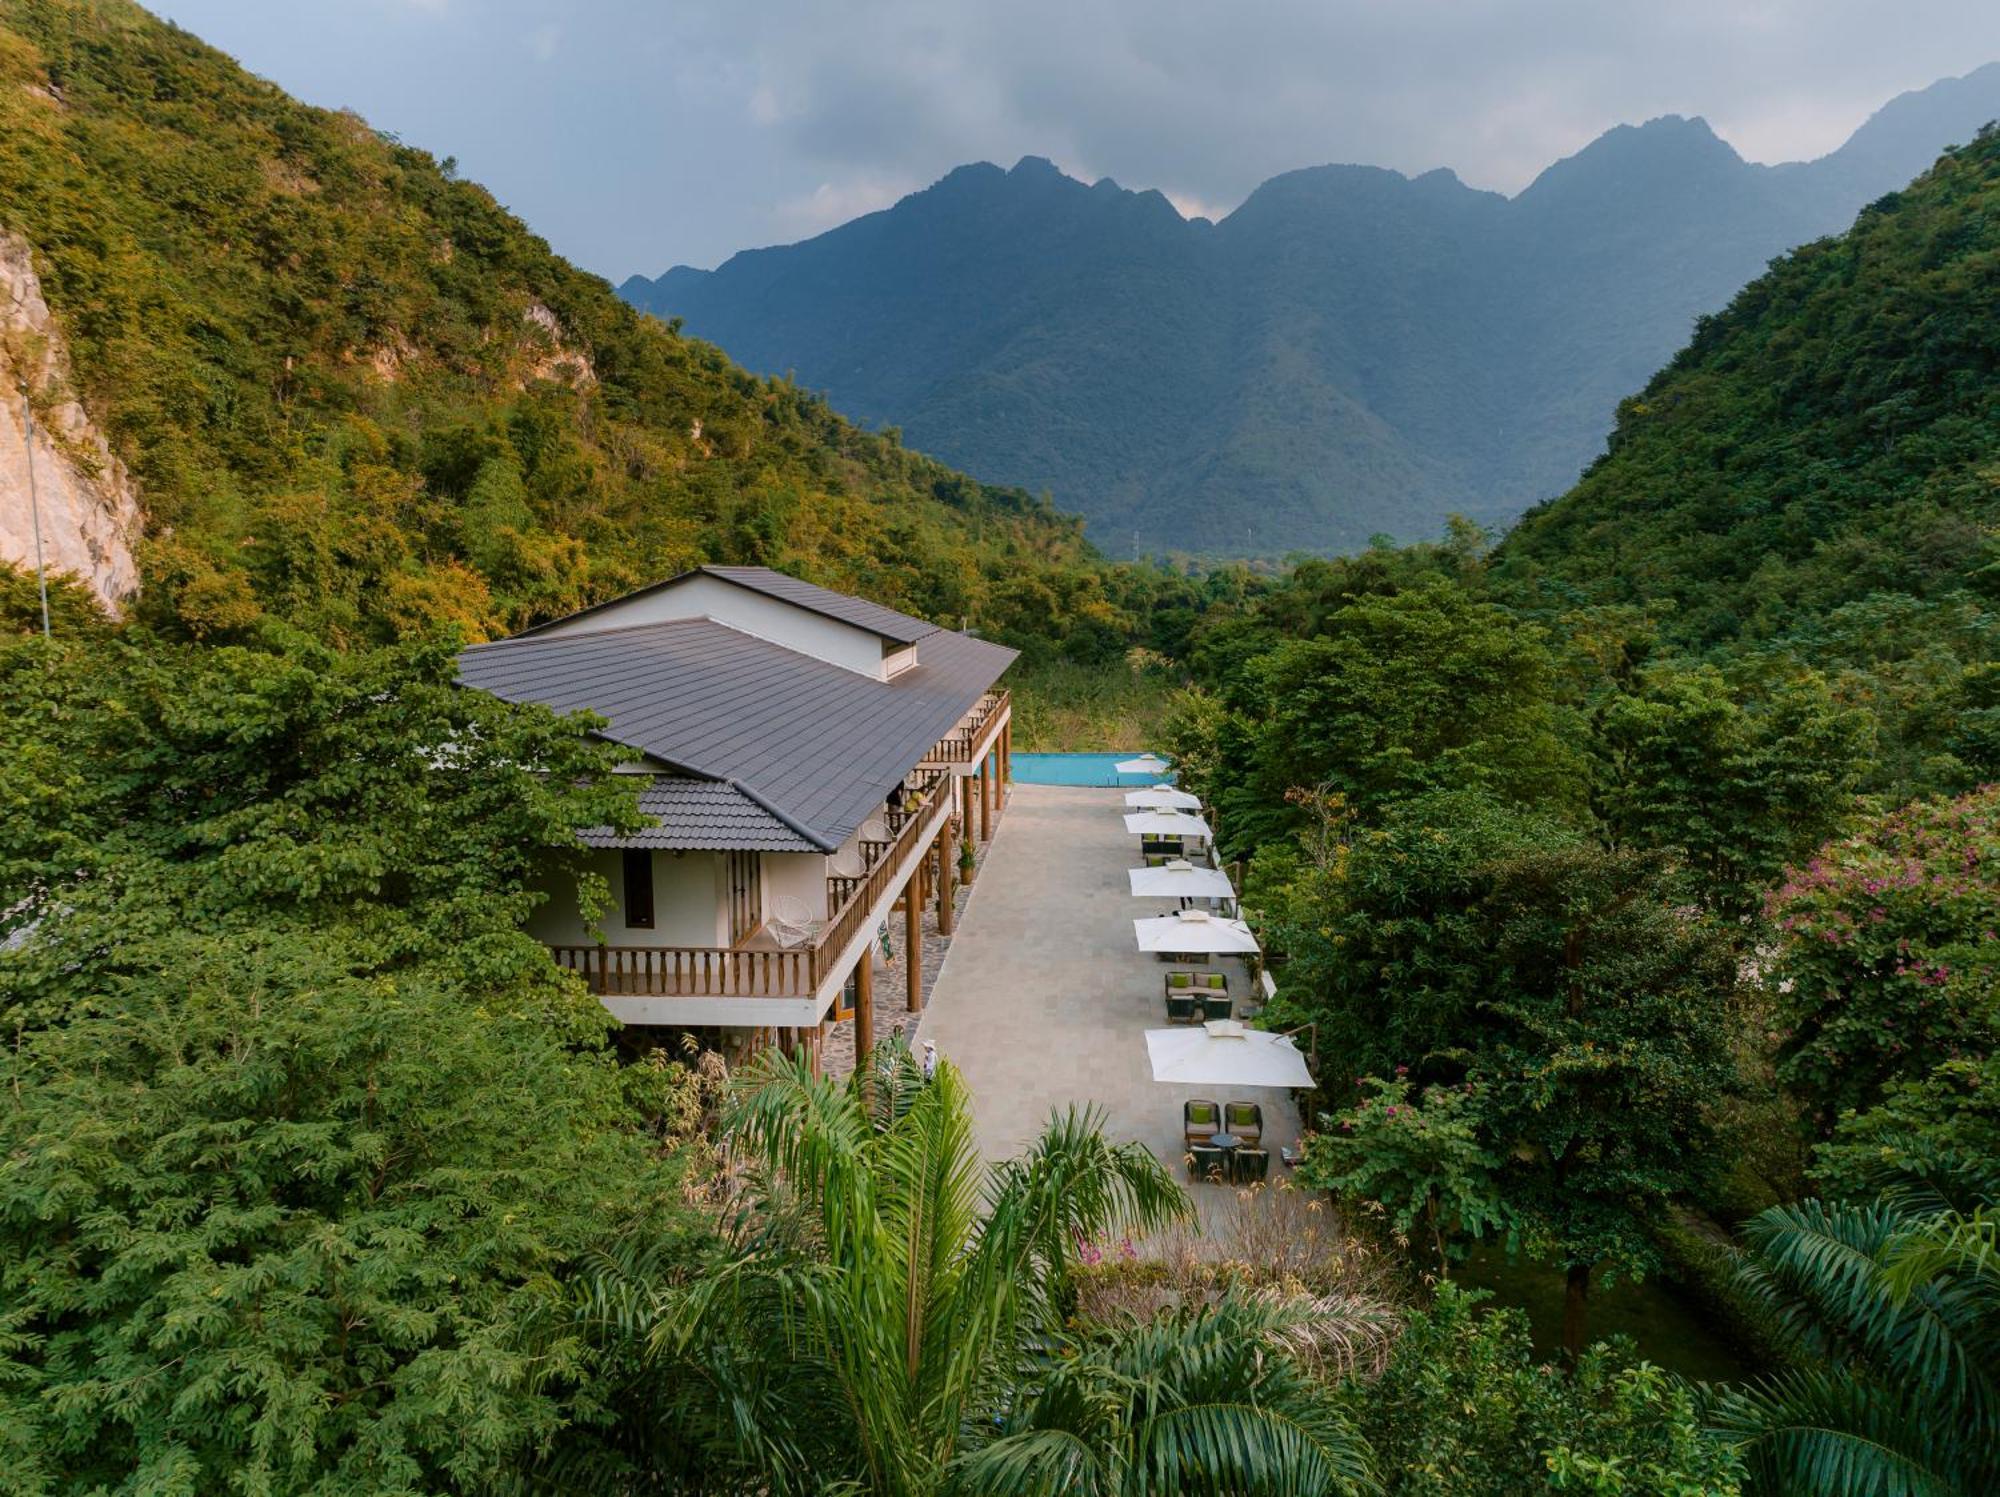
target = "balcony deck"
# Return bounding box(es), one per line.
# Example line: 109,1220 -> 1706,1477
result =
548,693 -> 1010,1022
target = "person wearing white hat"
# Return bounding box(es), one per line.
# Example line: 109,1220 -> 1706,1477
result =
921,1040 -> 939,1082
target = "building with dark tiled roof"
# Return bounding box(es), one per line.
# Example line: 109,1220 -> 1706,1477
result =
458,567 -> 1016,1049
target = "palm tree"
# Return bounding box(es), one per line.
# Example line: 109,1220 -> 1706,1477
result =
945,1294 -> 1376,1496
1706,1153 -> 2000,1496
547,1041 -> 1376,1495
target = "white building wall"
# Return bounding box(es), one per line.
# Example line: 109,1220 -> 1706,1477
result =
525,849 -> 728,946
764,850 -> 831,922
531,573 -> 892,678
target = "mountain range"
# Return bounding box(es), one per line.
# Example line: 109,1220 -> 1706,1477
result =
0,0 -> 1110,647
622,64 -> 2000,557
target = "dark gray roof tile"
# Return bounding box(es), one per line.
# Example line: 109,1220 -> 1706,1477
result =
580,777 -> 820,852
459,616 -> 1014,848
700,566 -> 940,644
511,565 -> 941,645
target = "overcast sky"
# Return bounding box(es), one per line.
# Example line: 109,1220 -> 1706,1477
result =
160,1 -> 2000,280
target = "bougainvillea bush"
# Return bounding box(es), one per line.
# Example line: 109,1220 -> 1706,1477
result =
1769,786 -> 1999,1129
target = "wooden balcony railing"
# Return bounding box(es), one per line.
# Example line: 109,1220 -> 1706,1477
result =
559,765 -> 955,1000
923,690 -> 1009,764
549,943 -> 813,998
813,767 -> 949,978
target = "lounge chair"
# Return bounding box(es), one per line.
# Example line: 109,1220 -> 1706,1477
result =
1188,1143 -> 1228,1183
1163,971 -> 1195,998
1231,1147 -> 1271,1184
1223,1101 -> 1263,1144
1200,992 -> 1234,1021
1183,1098 -> 1221,1148
1164,993 -> 1200,1024
768,894 -> 823,948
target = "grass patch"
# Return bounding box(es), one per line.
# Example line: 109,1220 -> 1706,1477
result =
1008,654 -> 1182,751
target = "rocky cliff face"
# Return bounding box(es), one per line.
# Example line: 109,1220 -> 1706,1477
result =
0,232 -> 141,613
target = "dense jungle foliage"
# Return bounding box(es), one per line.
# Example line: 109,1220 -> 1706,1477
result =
1152,129 -> 2000,1497
1497,125 -> 2000,647
0,0 -> 1199,659
2,3 -> 1997,1492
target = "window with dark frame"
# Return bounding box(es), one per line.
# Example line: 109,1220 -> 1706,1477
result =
623,849 -> 655,929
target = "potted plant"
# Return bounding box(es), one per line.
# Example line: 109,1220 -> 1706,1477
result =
958,836 -> 977,885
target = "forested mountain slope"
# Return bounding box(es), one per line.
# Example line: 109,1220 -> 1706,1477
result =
1496,126 -> 2000,647
624,66 -> 2000,557
0,0 -> 1122,646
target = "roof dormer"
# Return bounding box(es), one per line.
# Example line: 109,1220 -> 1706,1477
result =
514,565 -> 938,680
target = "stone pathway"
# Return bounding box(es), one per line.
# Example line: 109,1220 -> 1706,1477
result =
916,783 -> 1302,1226
818,792 -> 1006,1076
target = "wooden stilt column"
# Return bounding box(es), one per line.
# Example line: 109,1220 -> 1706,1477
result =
905,870 -> 924,1013
936,823 -> 955,934
961,775 -> 975,849
979,755 -> 992,841
853,953 -> 874,1066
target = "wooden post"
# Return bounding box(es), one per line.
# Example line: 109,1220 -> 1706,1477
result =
935,823 -> 955,934
853,954 -> 873,1067
960,775 -> 975,849
905,870 -> 924,1013
979,756 -> 992,841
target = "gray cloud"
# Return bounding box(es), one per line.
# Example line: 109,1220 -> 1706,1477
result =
162,0 -> 2000,276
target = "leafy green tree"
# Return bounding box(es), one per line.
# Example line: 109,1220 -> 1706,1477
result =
1472,841 -> 1741,1359
0,928 -> 691,1494
1241,582 -> 1581,817
0,562 -> 113,638
1260,788 -> 1555,1085
1810,1058 -> 2000,1212
1345,1285 -> 1745,1495
1301,1076 -> 1503,1279
1591,663 -> 1870,920
0,628 -> 639,1029
1767,787 -> 2000,1131
1266,792 -> 1740,1356
0,629 -> 702,1490
1744,593 -> 2000,799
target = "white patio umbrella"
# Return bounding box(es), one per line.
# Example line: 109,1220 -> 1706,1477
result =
1123,809 -> 1214,840
1128,862 -> 1237,901
1124,786 -> 1201,810
1145,1021 -> 1314,1088
1114,753 -> 1170,775
1133,910 -> 1259,955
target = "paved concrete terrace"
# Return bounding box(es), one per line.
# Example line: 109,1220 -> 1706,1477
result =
920,782 -> 1301,1218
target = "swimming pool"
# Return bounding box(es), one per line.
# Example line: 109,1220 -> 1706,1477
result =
1009,752 -> 1175,787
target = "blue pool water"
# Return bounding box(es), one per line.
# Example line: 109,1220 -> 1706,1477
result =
1010,752 -> 1175,787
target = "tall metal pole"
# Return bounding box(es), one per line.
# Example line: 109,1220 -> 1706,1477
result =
21,380 -> 50,638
